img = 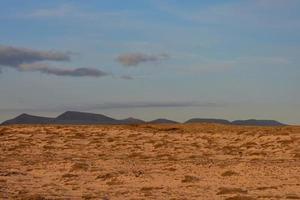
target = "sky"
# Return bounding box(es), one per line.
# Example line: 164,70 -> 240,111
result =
0,0 -> 300,124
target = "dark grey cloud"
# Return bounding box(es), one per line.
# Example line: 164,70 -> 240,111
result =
116,53 -> 170,66
0,45 -> 70,67
39,66 -> 109,77
0,45 -> 109,78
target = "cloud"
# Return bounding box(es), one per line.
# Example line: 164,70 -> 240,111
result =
40,67 -> 108,77
19,63 -> 108,77
120,75 -> 134,80
156,0 -> 300,29
0,45 -> 109,78
0,45 -> 70,67
175,55 -> 291,74
255,0 -> 299,8
110,101 -> 218,109
60,101 -> 220,111
28,4 -> 74,18
116,53 -> 170,66
0,101 -> 221,113
237,56 -> 291,65
24,4 -> 131,22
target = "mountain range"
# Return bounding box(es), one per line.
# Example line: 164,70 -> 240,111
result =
1,111 -> 286,126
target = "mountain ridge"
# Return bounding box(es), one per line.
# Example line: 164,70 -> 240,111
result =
1,111 -> 287,126
185,118 -> 231,125
53,111 -> 118,124
1,113 -> 54,125
148,118 -> 179,124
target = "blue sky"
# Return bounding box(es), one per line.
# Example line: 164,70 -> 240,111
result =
0,0 -> 300,124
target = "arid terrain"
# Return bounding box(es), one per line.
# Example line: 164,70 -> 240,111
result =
0,124 -> 299,199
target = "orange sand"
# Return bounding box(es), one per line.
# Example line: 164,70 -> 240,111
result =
0,124 -> 299,199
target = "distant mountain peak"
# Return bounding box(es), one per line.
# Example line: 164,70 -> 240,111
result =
54,111 -> 117,124
57,110 -> 110,118
124,117 -> 139,120
148,118 -> 179,124
16,113 -> 31,118
119,117 -> 145,124
185,118 -> 231,125
1,113 -> 54,125
232,119 -> 285,126
19,113 -> 29,116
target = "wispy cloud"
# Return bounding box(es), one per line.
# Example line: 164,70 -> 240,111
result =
28,4 -> 74,18
91,101 -> 219,109
178,55 -> 291,74
24,64 -> 109,77
0,101 -> 221,113
57,101 -> 220,111
0,45 -> 109,78
255,0 -> 299,8
237,56 -> 291,65
117,53 -> 170,67
119,75 -> 134,80
24,4 -> 131,21
156,0 -> 300,29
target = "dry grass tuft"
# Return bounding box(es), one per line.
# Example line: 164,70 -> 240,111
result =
225,195 -> 255,200
70,162 -> 89,171
217,187 -> 248,195
221,170 -> 239,177
181,175 -> 200,183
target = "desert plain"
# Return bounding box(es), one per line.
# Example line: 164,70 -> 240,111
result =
0,124 -> 299,199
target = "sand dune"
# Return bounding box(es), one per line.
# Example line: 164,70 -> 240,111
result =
0,124 -> 299,199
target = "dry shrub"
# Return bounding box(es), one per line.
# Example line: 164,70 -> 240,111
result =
71,162 -> 89,171
0,127 -> 10,135
221,170 -> 239,177
25,194 -> 48,200
165,167 -> 176,171
96,173 -> 115,181
140,187 -> 163,191
294,153 -> 300,158
256,186 -> 278,190
217,187 -> 248,195
106,178 -> 123,185
225,195 -> 255,200
107,137 -> 114,142
160,127 -> 180,132
286,194 -> 300,199
181,175 -> 200,183
153,143 -> 164,149
61,173 -> 78,179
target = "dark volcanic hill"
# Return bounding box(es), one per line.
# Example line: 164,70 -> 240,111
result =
1,113 -> 54,125
119,117 -> 145,124
185,118 -> 231,125
1,111 -> 288,126
148,118 -> 179,124
231,119 -> 285,126
53,111 -> 118,124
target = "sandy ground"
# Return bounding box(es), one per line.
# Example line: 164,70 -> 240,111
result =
0,124 -> 299,200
